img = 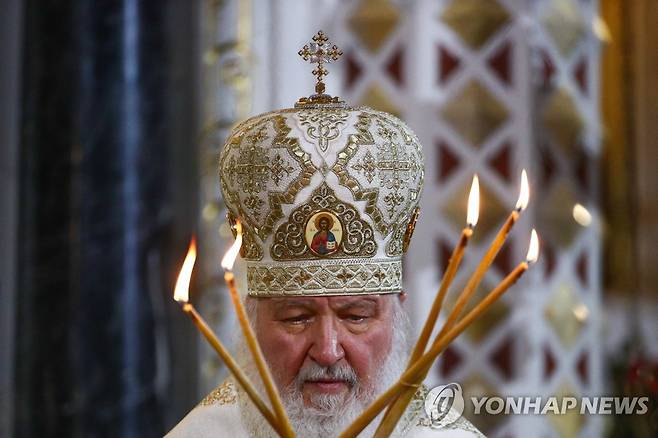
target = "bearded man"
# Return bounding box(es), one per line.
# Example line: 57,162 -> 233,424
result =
167,34 -> 484,436
168,288 -> 482,437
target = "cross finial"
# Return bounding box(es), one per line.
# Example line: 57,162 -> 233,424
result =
298,31 -> 343,95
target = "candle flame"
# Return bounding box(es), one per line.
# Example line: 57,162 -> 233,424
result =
467,174 -> 480,227
174,237 -> 197,303
221,219 -> 243,271
526,229 -> 539,263
515,169 -> 530,211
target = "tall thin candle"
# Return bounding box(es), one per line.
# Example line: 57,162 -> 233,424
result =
373,172 -> 530,436
222,221 -> 295,438
407,175 -> 479,366
180,303 -> 280,433
439,170 -> 529,337
173,238 -> 281,434
374,175 -> 479,436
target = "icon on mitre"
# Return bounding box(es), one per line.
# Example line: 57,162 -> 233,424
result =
305,211 -> 343,256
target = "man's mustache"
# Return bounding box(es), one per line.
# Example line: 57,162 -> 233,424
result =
295,362 -> 359,388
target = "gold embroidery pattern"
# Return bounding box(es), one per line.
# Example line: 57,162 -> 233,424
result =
332,112 -> 384,232
298,108 -> 349,153
373,117 -> 421,217
219,114 -> 317,244
199,380 -> 237,407
332,111 -> 424,244
270,183 -> 376,260
247,259 -> 401,296
350,149 -> 378,183
385,222 -> 407,257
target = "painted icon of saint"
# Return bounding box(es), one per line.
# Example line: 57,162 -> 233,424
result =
310,214 -> 337,255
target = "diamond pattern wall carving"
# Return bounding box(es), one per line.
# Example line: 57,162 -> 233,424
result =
358,84 -> 401,117
441,80 -> 509,148
348,0 -> 401,52
538,180 -> 582,248
545,282 -> 586,348
441,0 -> 510,49
542,0 -> 587,56
541,87 -> 585,159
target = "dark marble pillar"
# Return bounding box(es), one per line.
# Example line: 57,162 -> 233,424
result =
15,1 -> 200,437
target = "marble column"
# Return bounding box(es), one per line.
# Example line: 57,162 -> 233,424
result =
15,1 -> 200,437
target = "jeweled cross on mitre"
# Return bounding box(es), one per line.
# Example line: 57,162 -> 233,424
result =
298,30 -> 343,94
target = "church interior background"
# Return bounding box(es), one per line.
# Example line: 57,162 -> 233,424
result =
1,0 -> 657,437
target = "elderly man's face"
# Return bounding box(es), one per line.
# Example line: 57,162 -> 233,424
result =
254,295 -> 398,408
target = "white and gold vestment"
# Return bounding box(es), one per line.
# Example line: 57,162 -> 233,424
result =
167,380 -> 484,438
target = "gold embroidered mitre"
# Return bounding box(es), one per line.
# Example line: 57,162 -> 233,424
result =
218,31 -> 424,297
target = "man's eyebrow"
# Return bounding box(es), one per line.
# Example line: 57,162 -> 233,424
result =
334,298 -> 379,312
270,299 -> 317,310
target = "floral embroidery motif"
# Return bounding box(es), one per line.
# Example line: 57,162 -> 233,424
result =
298,108 -> 349,153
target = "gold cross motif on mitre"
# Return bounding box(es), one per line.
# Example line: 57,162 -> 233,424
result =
298,31 -> 343,95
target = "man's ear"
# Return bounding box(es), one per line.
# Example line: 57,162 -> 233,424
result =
398,291 -> 408,304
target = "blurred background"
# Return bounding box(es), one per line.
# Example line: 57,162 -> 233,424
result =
1,0 -> 657,437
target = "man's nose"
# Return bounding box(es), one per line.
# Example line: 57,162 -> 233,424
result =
308,317 -> 345,367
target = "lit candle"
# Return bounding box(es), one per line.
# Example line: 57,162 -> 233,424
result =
438,169 -> 529,339
173,238 -> 280,434
374,175 -> 479,437
222,220 -> 295,438
372,172 -> 529,436
430,228 -> 539,354
341,230 -> 539,438
407,175 -> 479,365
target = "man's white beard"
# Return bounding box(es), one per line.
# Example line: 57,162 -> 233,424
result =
235,299 -> 411,438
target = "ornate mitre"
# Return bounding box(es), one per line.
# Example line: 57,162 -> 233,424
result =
219,31 -> 424,297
